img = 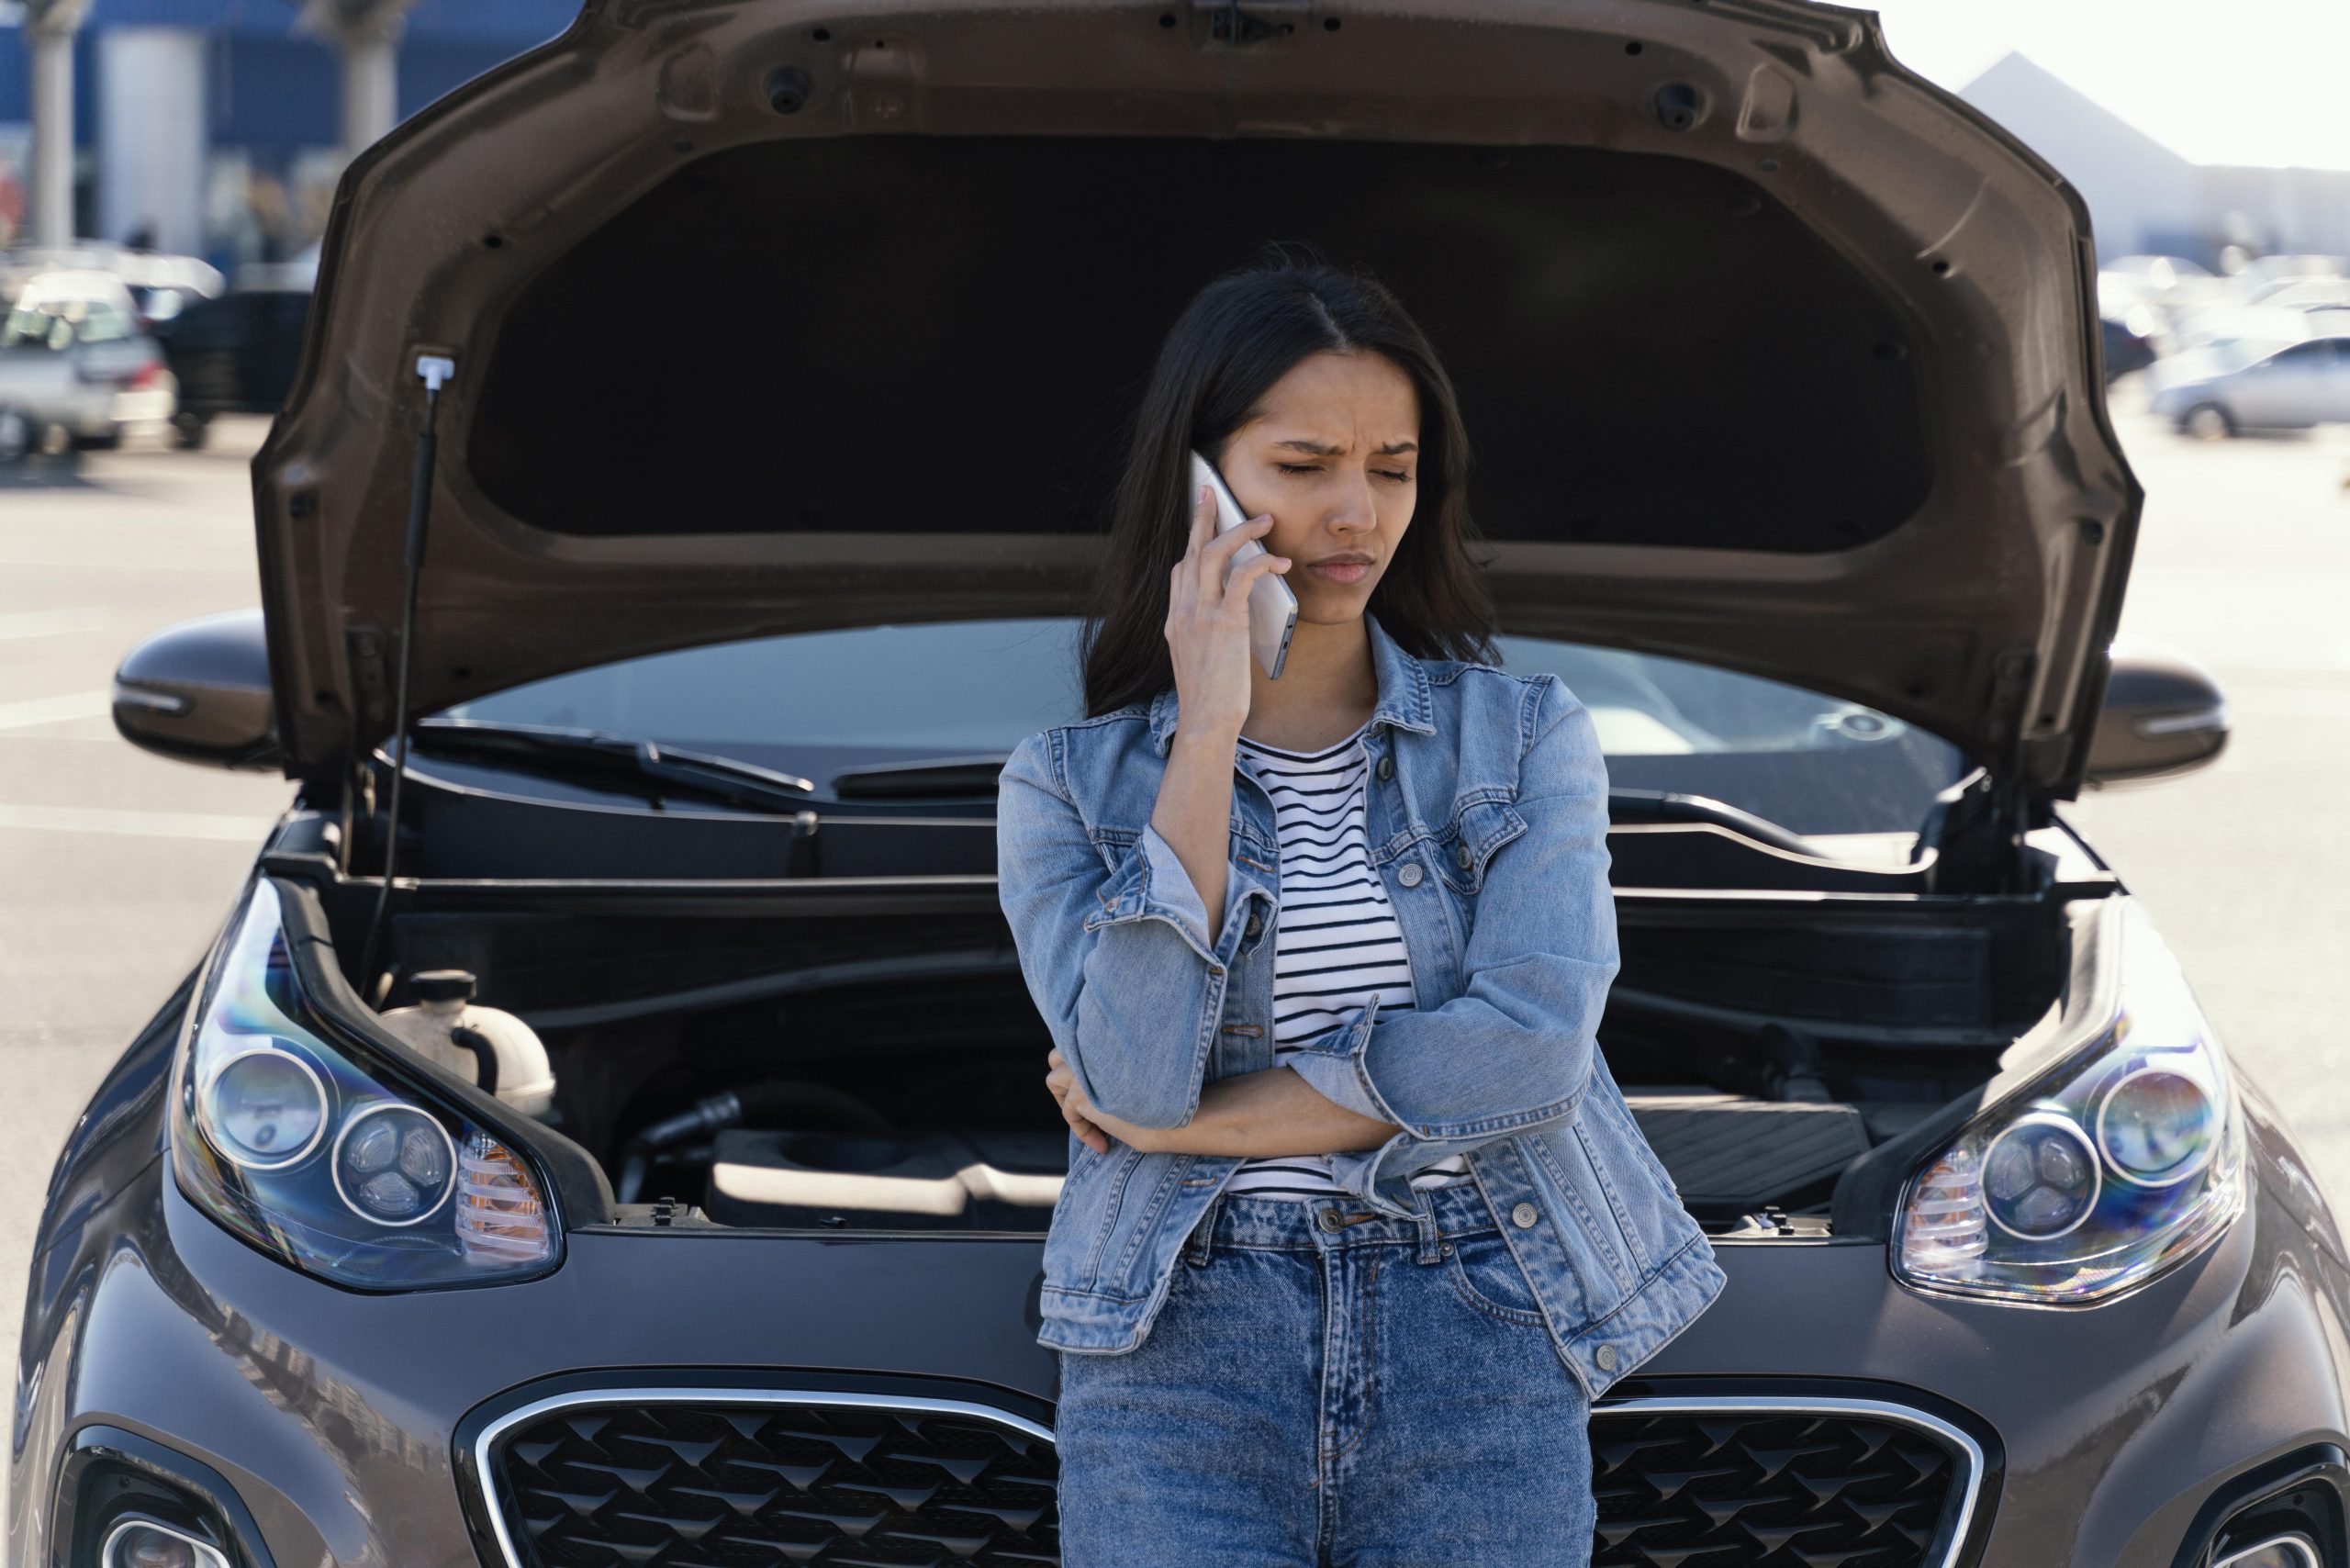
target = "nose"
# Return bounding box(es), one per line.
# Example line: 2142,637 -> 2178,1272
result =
1326,465 -> 1379,533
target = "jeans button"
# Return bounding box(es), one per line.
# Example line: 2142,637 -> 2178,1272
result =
1318,1206 -> 1343,1232
1375,755 -> 1394,781
1455,841 -> 1473,869
1244,911 -> 1263,939
1511,1201 -> 1539,1227
1595,1344 -> 1617,1372
1396,862 -> 1423,889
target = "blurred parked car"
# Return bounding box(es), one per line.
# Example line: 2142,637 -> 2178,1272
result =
2147,333 -> 2350,438
2231,253 -> 2349,299
0,270 -> 177,454
151,286 -> 312,447
2245,278 -> 2350,312
0,241 -> 224,321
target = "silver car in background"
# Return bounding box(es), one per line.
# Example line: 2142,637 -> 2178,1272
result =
0,269 -> 179,457
2147,333 -> 2350,439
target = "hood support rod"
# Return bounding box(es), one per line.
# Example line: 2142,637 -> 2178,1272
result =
356,351 -> 456,1001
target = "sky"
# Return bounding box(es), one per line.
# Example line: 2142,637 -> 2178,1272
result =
1863,0 -> 2350,171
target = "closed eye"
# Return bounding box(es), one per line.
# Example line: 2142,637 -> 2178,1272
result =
1277,463 -> 1415,483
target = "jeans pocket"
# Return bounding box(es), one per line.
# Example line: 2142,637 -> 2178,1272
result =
1444,1227 -> 1549,1327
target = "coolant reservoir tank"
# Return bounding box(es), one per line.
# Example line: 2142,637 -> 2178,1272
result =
376,969 -> 556,1119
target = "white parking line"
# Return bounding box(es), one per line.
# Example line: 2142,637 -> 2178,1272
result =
0,691 -> 111,732
0,803 -> 279,841
0,608 -> 111,641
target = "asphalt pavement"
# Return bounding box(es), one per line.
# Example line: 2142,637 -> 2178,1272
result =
2,389 -> 2347,1457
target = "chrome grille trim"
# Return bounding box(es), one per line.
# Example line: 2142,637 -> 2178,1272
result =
471,1386 -> 1984,1568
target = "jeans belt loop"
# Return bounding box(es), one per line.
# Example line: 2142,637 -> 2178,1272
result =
1184,1191 -> 1223,1267
1411,1183 -> 1446,1264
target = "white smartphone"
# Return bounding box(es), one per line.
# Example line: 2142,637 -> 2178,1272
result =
1189,449 -> 1297,680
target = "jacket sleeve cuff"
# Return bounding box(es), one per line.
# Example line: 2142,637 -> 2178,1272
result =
1280,994 -> 1402,1126
1083,822 -> 1265,969
1282,1037 -> 1392,1125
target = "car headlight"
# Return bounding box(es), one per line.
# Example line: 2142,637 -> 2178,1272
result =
169,877 -> 558,1287
1894,899 -> 2245,1305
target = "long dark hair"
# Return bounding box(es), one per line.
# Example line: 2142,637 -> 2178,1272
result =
1080,247 -> 1499,719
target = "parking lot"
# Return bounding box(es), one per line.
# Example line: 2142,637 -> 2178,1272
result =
4,386 -> 2349,1399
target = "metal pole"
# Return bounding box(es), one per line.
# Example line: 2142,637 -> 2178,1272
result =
291,0 -> 420,165
25,0 -> 92,249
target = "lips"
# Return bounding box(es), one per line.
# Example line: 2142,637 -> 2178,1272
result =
1307,555 -> 1373,583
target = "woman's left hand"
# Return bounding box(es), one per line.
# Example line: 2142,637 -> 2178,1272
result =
1046,1047 -> 1161,1155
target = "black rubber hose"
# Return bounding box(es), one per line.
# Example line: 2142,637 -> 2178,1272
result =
449,1025 -> 498,1096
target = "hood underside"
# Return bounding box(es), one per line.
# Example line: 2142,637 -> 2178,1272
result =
254,0 -> 2141,796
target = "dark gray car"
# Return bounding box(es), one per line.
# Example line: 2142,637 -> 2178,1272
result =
17,2 -> 2350,1567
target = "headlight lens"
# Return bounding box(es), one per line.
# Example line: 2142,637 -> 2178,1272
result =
170,878 -> 557,1287
1893,900 -> 2245,1304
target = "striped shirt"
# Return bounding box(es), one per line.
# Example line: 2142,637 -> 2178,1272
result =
1223,721 -> 1471,1200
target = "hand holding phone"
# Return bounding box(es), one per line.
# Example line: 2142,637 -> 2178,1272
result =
1189,450 -> 1298,680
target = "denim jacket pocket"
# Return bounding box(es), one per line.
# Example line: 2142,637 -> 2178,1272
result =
1434,795 -> 1529,900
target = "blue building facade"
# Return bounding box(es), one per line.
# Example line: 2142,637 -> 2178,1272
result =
0,0 -> 572,270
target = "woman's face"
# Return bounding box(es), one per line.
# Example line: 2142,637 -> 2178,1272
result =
1216,349 -> 1421,624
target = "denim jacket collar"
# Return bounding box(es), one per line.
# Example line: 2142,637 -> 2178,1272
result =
1144,608 -> 1438,758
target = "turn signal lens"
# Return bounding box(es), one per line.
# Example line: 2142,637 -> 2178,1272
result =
457,1132 -> 554,1263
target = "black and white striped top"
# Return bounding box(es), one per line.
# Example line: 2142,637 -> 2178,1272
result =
1224,720 -> 1471,1200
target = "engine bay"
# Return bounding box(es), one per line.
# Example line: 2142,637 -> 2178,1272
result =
335,889 -> 2058,1239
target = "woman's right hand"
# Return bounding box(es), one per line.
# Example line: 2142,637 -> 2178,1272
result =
1165,482 -> 1290,738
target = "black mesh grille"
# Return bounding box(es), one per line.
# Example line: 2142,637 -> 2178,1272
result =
493,1399 -> 1059,1566
1592,1410 -> 1962,1568
489,1398 -> 1964,1568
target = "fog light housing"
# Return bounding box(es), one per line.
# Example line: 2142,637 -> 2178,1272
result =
102,1518 -> 229,1568
2216,1534 -> 2320,1568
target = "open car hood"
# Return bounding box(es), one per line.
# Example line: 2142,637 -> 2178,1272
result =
255,0 -> 2139,797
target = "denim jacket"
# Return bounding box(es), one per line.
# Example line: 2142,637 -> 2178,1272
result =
993,610 -> 1727,1400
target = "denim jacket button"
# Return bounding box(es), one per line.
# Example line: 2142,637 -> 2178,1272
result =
1375,755 -> 1394,781
1511,1201 -> 1539,1227
1243,911 -> 1263,940
1454,841 -> 1473,869
1595,1343 -> 1617,1371
1396,862 -> 1423,888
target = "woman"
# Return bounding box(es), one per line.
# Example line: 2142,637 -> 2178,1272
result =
993,252 -> 1724,1566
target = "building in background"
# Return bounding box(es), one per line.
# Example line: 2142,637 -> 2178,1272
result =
1961,50 -> 2350,265
0,0 -> 569,272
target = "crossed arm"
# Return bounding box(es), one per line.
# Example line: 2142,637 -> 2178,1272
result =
1045,1047 -> 1399,1158
1002,675 -> 1617,1208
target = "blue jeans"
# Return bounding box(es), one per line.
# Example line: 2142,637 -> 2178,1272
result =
1052,1181 -> 1597,1566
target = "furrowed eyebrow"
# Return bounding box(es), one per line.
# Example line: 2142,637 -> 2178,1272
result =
1270,438 -> 1421,456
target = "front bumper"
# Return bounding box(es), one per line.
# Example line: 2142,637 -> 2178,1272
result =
15,1123 -> 2348,1568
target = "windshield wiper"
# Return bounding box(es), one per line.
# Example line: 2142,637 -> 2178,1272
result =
403,719 -> 817,814
831,755 -> 1013,801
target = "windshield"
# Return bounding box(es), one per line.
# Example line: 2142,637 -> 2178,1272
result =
432,619 -> 1968,838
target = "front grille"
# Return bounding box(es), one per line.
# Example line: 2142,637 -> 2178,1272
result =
485,1394 -> 1971,1568
1592,1407 -> 1968,1568
491,1394 -> 1059,1567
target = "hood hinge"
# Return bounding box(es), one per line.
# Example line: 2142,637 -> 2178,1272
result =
1920,767 -> 2055,894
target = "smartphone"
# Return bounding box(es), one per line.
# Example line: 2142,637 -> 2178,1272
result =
1189,449 -> 1298,680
